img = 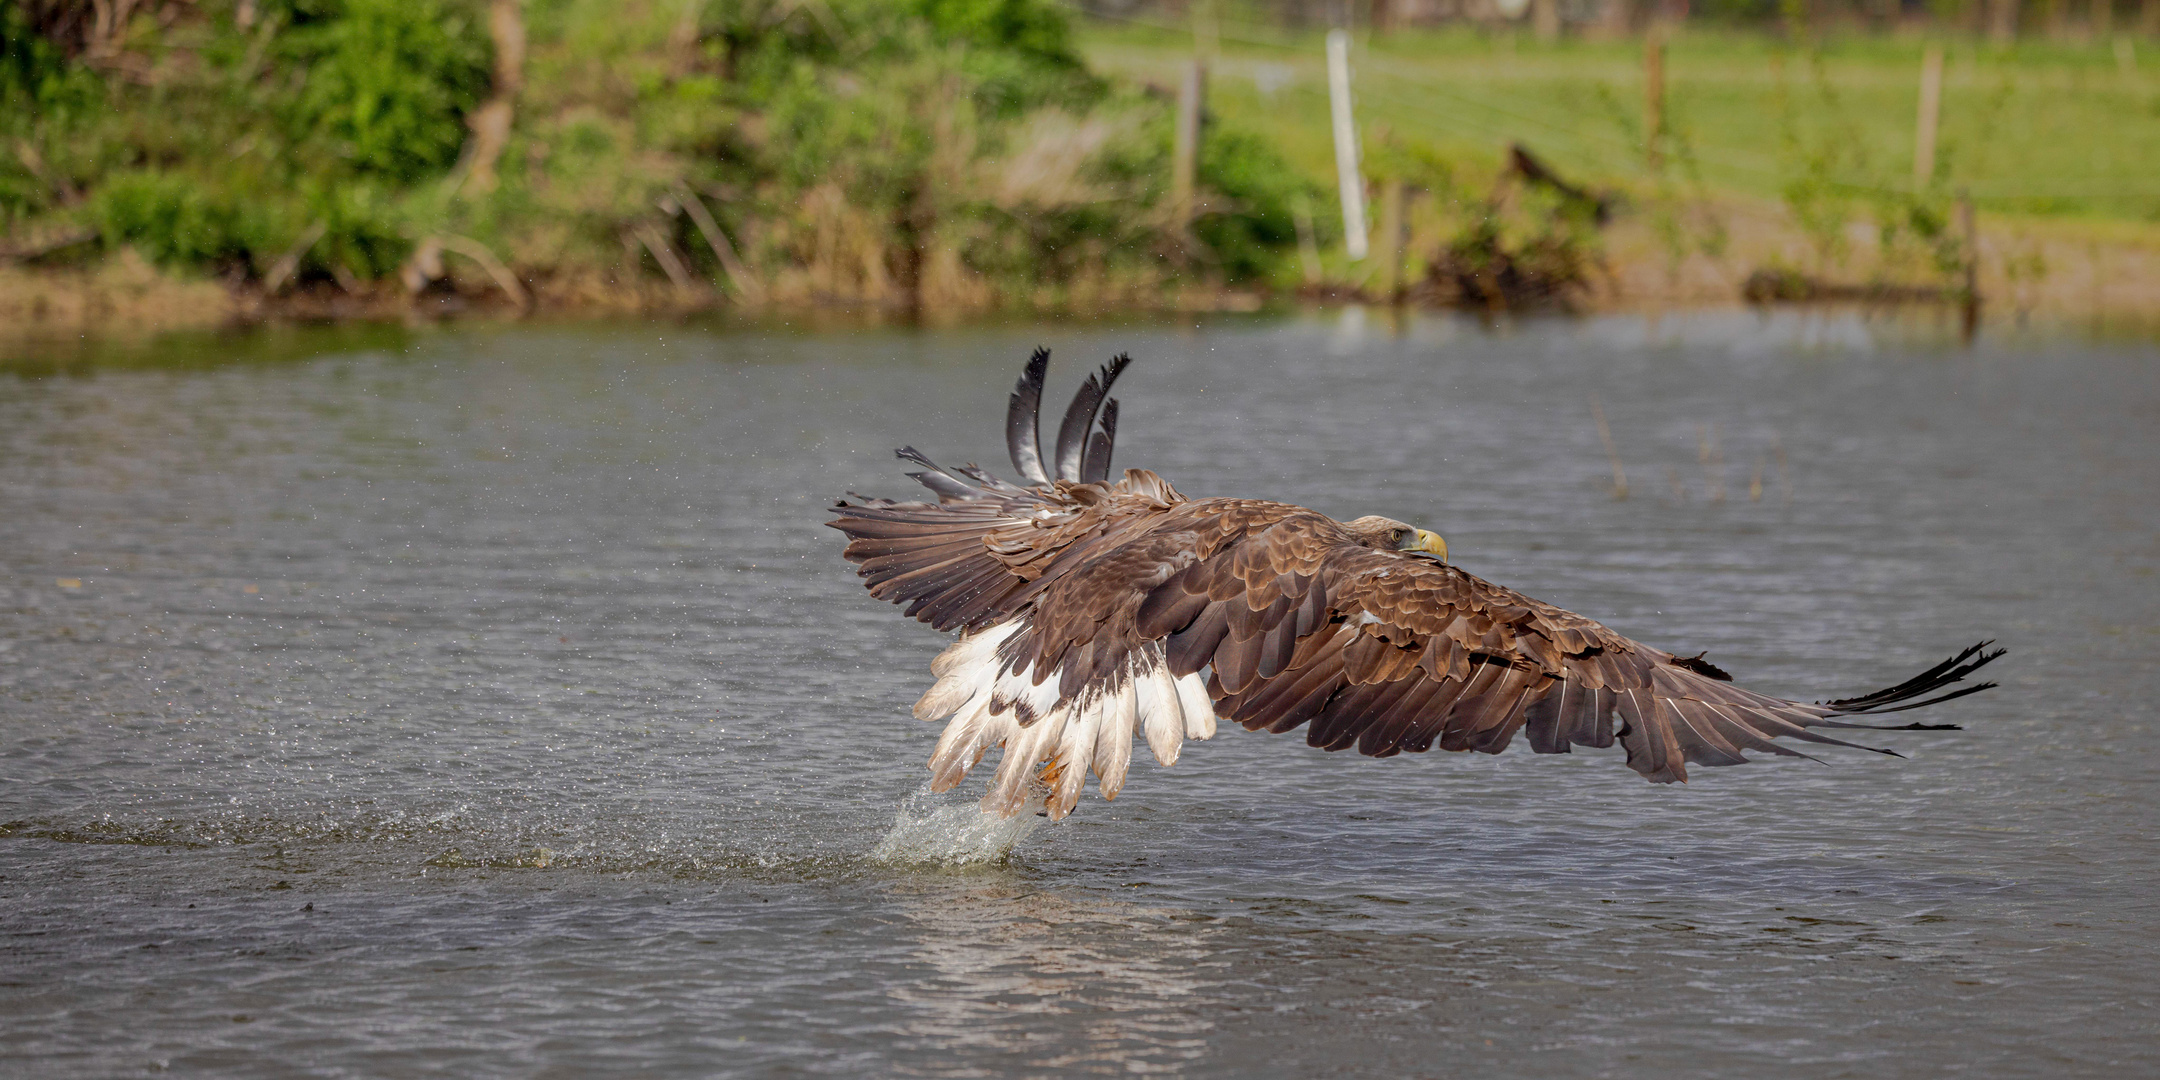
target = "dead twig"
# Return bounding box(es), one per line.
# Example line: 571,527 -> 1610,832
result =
630,223 -> 697,295
670,185 -> 765,303
261,221 -> 327,295
400,234 -> 531,311
1507,143 -> 1614,224
440,235 -> 530,309
0,227 -> 96,264
14,141 -> 82,205
401,237 -> 446,295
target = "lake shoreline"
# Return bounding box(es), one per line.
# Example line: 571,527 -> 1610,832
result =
8,202 -> 2160,356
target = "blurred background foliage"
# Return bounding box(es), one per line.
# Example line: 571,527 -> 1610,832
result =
8,0 -> 2152,313
0,0 -> 1324,306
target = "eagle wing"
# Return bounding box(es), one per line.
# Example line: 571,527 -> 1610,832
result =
1185,542 -> 2000,783
830,351 -> 2002,819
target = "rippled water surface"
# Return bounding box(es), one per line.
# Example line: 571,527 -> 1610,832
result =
3,312 -> 2157,1077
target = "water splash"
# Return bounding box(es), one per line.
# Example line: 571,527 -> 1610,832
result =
870,783 -> 1046,867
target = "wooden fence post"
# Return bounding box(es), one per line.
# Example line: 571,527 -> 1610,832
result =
1377,178 -> 1407,303
1914,45 -> 1944,188
1534,0 -> 1561,43
1292,192 -> 1323,287
1959,189 -> 1981,341
1643,29 -> 1666,171
1172,59 -> 1205,232
1990,0 -> 2022,43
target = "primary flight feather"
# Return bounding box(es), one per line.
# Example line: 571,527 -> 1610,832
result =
829,350 -> 2002,820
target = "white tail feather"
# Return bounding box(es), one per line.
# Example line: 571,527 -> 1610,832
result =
1175,672 -> 1218,740
917,624 -> 1016,720
913,619 -> 1227,819
927,692 -> 1002,792
1046,696 -> 1100,819
1136,657 -> 1187,767
915,670 -> 980,723
1091,674 -> 1139,800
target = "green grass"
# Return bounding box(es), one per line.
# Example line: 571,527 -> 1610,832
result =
1078,20 -> 2160,224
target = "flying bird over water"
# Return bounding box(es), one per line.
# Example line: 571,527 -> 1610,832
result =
829,351 -> 2002,820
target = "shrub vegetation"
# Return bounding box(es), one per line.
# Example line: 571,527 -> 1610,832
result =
0,0 -> 1324,308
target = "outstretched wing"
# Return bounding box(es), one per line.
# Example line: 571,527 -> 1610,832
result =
1165,539 -> 2001,784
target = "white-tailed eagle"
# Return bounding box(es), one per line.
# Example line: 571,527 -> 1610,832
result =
830,351 -> 2001,819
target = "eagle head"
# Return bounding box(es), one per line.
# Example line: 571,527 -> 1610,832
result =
1343,515 -> 1448,562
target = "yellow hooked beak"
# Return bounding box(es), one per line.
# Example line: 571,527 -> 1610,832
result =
1402,528 -> 1449,562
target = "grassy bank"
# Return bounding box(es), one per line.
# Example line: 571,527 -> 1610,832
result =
2,0 -> 1319,329
1086,22 -> 2160,222
1082,20 -> 2160,315
4,2 -> 2160,341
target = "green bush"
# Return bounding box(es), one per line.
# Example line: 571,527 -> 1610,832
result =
16,0 -> 1306,299
306,179 -> 412,279
911,0 -> 1076,63
1093,103 -> 1321,283
1,4 -> 77,110
279,0 -> 492,182
89,171 -> 250,268
1195,126 -> 1318,281
1,4 -> 109,221
909,0 -> 1094,116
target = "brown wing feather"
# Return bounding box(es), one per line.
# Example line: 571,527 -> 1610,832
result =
836,458 -> 1999,790
1136,532 -> 1996,784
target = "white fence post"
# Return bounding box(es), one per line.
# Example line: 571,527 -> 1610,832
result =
1326,29 -> 1369,261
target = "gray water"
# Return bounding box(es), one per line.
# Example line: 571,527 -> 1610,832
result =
2,311 -> 2156,1078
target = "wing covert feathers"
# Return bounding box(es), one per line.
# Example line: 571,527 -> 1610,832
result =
833,348 -> 2003,818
